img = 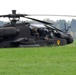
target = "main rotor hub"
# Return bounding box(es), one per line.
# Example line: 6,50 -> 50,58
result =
12,10 -> 16,14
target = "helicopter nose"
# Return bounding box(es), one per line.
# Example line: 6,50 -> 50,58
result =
68,38 -> 73,44
67,34 -> 74,44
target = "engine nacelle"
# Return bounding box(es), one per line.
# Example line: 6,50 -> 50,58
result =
0,27 -> 19,37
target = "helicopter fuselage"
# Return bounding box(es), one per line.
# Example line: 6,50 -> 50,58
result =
0,22 -> 73,48
0,10 -> 73,47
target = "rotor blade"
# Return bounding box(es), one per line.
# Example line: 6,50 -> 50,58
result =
0,15 -> 10,17
24,17 -> 53,25
24,16 -> 64,32
0,14 -> 27,18
51,25 -> 64,32
41,23 -> 63,32
26,14 -> 76,17
1,13 -> 76,17
0,14 -> 19,18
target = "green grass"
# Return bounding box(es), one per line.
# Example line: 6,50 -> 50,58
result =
0,42 -> 76,75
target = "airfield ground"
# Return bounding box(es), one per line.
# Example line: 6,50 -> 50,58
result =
0,41 -> 76,75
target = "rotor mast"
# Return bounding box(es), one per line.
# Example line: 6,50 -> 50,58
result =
10,10 -> 19,24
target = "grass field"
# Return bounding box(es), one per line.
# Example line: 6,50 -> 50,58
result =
0,41 -> 76,75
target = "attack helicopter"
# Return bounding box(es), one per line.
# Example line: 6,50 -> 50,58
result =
0,10 -> 73,47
